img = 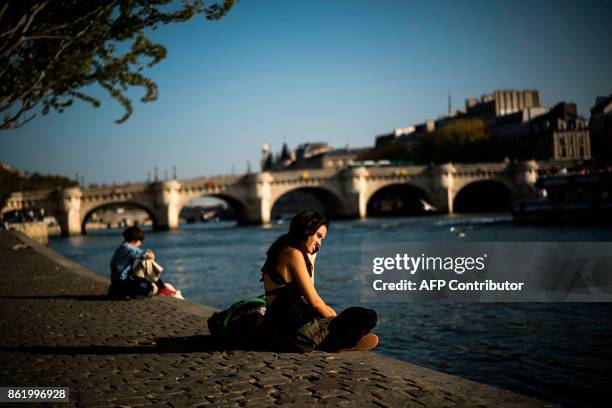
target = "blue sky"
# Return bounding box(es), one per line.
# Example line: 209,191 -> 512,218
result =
1,0 -> 611,184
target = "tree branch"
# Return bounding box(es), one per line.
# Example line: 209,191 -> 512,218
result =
0,0 -> 239,131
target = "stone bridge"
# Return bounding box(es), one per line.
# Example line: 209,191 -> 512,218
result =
2,161 -> 558,236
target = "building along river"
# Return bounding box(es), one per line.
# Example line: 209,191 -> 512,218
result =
50,214 -> 612,407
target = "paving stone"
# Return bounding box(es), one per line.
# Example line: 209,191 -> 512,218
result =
0,230 -> 549,407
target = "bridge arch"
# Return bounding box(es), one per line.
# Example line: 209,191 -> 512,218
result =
176,192 -> 251,225
1,200 -> 58,219
453,179 -> 514,213
1,194 -> 65,232
80,201 -> 157,235
201,193 -> 249,223
270,186 -> 350,220
366,182 -> 434,217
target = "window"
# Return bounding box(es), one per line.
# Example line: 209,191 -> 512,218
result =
559,135 -> 565,147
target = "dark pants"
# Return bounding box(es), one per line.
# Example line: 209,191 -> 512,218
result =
317,307 -> 377,351
108,277 -> 167,299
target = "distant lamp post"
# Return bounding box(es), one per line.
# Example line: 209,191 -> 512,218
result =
173,165 -> 177,179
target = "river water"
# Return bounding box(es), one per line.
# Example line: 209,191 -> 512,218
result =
49,214 -> 612,407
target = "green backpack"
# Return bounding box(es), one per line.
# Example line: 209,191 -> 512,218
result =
207,296 -> 267,344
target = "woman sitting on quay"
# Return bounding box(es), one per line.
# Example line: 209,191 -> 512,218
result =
258,211 -> 378,352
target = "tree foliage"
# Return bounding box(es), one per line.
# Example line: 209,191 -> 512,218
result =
0,0 -> 238,130
360,118 -> 495,164
414,118 -> 493,163
0,164 -> 77,205
358,140 -> 412,162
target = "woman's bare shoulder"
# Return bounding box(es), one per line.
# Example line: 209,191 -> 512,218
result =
277,247 -> 303,263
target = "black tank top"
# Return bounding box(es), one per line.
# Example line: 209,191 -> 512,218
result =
261,264 -> 315,333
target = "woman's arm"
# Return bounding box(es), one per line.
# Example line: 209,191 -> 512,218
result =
281,248 -> 336,318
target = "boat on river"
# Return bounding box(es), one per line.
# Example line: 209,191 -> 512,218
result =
513,170 -> 612,223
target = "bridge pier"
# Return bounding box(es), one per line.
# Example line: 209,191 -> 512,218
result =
57,188 -> 83,236
236,196 -> 272,225
513,160 -> 539,199
152,180 -> 181,230
343,167 -> 369,219
218,173 -> 274,225
431,163 -> 457,214
255,172 -> 273,225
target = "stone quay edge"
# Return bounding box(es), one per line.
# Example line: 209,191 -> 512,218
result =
0,230 -> 551,407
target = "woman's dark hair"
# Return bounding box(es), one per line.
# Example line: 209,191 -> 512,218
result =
262,211 -> 329,277
122,226 -> 145,242
287,210 -> 329,243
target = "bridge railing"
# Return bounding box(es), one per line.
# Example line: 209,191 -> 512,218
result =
2,160 -> 583,206
269,168 -> 338,181
80,183 -> 150,197
179,175 -> 244,190
6,189 -> 58,201
364,165 -> 429,176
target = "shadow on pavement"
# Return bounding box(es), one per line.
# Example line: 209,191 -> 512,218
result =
0,295 -> 110,301
0,335 -> 230,355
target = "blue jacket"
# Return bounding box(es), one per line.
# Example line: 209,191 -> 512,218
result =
110,242 -> 149,282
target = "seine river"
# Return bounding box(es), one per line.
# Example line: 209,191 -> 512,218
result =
49,214 -> 612,407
